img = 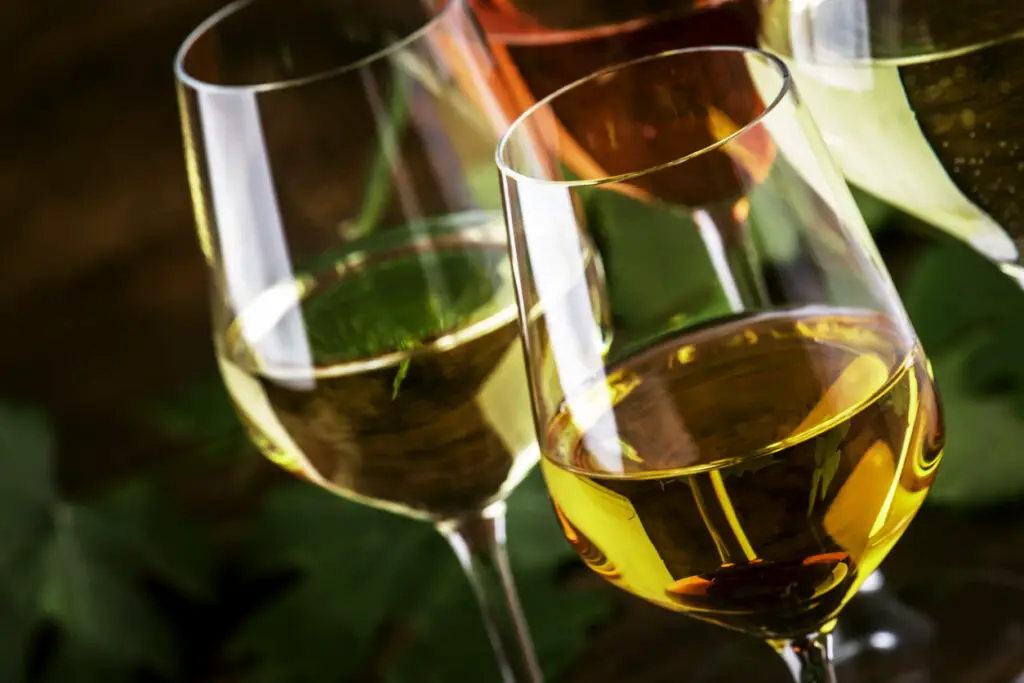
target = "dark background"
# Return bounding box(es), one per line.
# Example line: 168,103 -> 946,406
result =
2,0 -> 229,491
4,2 -> 1024,683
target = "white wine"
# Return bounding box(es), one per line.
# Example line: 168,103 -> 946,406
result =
760,0 -> 1024,267
216,213 -> 539,520
542,308 -> 943,638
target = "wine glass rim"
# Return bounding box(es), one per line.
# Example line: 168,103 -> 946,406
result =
174,0 -> 463,94
495,45 -> 792,188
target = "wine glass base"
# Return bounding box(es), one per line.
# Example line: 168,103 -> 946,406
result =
834,574 -> 1024,683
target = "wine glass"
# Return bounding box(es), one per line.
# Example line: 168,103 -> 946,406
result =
454,3 -> 910,665
758,2 -> 1024,677
174,1 -> 542,680
759,0 -> 1024,284
497,46 -> 944,682
469,0 -> 760,117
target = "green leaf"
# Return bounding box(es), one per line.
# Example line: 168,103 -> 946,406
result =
93,481 -> 217,601
343,67 -> 414,241
39,505 -> 177,675
923,339 -> 1024,505
0,604 -> 36,683
146,377 -> 248,464
0,404 -> 57,683
384,475 -> 613,683
586,190 -> 735,360
900,238 -> 1024,358
392,356 -> 413,399
301,216 -> 506,365
0,402 -> 217,682
850,185 -> 896,234
808,424 -> 848,516
40,641 -> 139,683
234,472 -> 613,683
899,238 -> 1024,505
231,484 -> 440,683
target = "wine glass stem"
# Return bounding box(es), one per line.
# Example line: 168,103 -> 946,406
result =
778,632 -> 838,683
438,501 -> 544,683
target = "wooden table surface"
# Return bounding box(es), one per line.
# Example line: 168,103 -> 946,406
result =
6,3 -> 1024,682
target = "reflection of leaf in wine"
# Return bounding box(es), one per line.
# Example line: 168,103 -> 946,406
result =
299,231 -> 503,397
808,424 -> 849,517
886,376 -> 910,420
727,454 -> 781,479
342,67 -> 413,241
393,356 -> 413,399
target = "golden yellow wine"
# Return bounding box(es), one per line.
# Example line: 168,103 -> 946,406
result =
216,213 -> 538,521
541,309 -> 942,638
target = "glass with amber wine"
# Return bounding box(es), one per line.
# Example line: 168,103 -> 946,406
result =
175,1 -> 543,680
497,46 -> 944,682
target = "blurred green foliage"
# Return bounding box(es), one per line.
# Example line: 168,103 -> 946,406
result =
899,237 -> 1024,504
0,403 -> 215,683
230,474 -> 611,683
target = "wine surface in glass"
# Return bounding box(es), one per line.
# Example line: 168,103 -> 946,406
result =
541,309 -> 943,638
760,0 -> 1024,263
472,0 -> 759,103
217,213 -> 537,521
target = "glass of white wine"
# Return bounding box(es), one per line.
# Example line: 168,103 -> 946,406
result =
759,0 -> 1024,283
758,3 -> 1024,677
174,1 -> 542,680
497,46 -> 944,682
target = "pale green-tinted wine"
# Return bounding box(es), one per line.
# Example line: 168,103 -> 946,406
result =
217,213 -> 538,520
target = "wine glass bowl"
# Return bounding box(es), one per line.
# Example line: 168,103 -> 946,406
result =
470,0 -> 762,121
177,0 -> 532,522
498,46 -> 943,679
759,0 -> 1024,276
176,1 -> 543,680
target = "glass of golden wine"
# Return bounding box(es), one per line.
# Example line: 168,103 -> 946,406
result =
174,1 -> 543,680
497,46 -> 944,682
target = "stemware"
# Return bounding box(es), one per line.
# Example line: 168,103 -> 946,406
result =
759,0 -> 1024,284
175,1 -> 541,680
497,46 -> 944,682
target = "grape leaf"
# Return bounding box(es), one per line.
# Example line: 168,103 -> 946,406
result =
383,473 -> 613,683
0,403 -> 54,683
147,377 -> 249,465
924,339 -> 1024,505
808,424 -> 849,516
585,189 -> 736,360
232,471 -> 613,683
343,66 -> 413,241
899,237 -> 1024,358
0,402 -> 216,682
851,185 -> 897,235
38,504 -> 178,676
899,238 -> 1024,505
93,480 -> 217,602
229,483 -> 436,683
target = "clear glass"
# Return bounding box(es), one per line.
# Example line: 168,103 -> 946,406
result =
497,46 -> 944,682
174,1 -> 541,680
469,0 -> 760,117
759,1 -> 1024,671
759,0 -> 1024,283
